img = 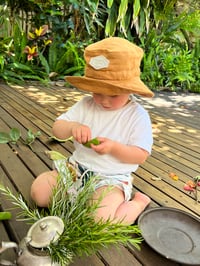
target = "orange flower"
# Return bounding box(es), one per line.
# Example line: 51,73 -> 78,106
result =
186,180 -> 196,188
183,180 -> 196,192
168,172 -> 179,181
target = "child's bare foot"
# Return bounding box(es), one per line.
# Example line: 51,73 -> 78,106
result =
132,192 -> 151,210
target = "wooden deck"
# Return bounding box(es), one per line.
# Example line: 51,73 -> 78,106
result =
0,83 -> 200,265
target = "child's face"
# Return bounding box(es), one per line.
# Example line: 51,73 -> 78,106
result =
93,93 -> 130,111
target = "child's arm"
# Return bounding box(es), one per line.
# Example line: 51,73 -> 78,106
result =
52,120 -> 91,143
91,137 -> 149,164
110,142 -> 149,164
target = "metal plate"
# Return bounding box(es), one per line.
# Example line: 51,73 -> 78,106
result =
138,207 -> 200,265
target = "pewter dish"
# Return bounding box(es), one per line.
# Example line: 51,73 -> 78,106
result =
138,207 -> 200,265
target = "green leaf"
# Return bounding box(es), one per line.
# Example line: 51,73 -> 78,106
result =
105,3 -> 118,36
12,62 -> 34,72
0,132 -> 10,143
0,211 -> 12,220
64,66 -> 84,75
45,150 -> 67,160
9,128 -> 21,142
35,131 -> 41,138
133,0 -> 141,20
83,138 -> 100,148
3,69 -> 24,80
25,129 -> 35,143
107,0 -> 113,8
39,52 -> 50,76
25,129 -> 41,146
48,42 -> 59,70
118,0 -> 128,21
49,136 -> 73,142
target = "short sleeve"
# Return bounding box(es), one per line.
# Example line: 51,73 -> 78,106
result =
56,96 -> 91,123
128,108 -> 153,154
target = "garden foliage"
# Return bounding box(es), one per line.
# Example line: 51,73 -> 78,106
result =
0,0 -> 199,92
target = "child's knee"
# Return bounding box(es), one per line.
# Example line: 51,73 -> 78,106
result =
30,186 -> 49,207
30,170 -> 58,207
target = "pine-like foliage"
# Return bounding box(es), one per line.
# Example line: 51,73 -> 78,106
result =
0,154 -> 142,265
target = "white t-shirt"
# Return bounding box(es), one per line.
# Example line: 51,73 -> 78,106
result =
57,95 -> 153,175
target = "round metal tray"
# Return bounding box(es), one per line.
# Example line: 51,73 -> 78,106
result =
138,207 -> 200,265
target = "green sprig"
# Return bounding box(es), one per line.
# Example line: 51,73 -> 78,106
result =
0,153 -> 142,265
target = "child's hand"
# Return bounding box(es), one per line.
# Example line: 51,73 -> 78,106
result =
91,137 -> 114,155
71,123 -> 91,144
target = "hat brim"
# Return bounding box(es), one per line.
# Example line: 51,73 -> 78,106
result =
65,76 -> 154,98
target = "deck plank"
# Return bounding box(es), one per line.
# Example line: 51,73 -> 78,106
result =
0,83 -> 200,266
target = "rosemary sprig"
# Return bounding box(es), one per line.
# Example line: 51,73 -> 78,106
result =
0,184 -> 42,222
0,153 -> 143,266
47,173 -> 142,265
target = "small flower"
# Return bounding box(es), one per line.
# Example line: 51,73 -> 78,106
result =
28,25 -> 49,40
184,176 -> 200,203
183,184 -> 195,192
186,180 -> 196,188
23,46 -> 38,61
35,25 -> 48,36
168,172 -> 179,181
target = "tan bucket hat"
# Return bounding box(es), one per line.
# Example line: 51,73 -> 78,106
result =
65,37 -> 154,97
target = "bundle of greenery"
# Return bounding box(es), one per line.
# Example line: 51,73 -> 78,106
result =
0,151 -> 142,265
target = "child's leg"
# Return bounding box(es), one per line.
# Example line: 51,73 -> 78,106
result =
92,186 -> 150,225
30,170 -> 58,207
92,186 -> 125,222
114,192 -> 151,224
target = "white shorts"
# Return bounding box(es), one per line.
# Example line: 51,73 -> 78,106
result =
53,158 -> 133,201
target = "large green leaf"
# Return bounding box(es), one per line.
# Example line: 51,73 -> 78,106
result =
133,0 -> 141,20
39,52 -> 50,76
12,62 -> 34,72
64,66 -> 84,75
118,0 -> 128,21
48,42 -> 60,70
105,3 -> 118,36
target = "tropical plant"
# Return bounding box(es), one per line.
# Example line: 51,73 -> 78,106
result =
47,38 -> 85,81
141,38 -> 199,91
104,0 -> 200,92
0,0 -> 200,92
0,1 -> 102,84
0,20 -> 48,84
162,48 -> 195,90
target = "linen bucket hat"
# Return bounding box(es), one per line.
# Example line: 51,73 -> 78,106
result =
65,37 -> 154,97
